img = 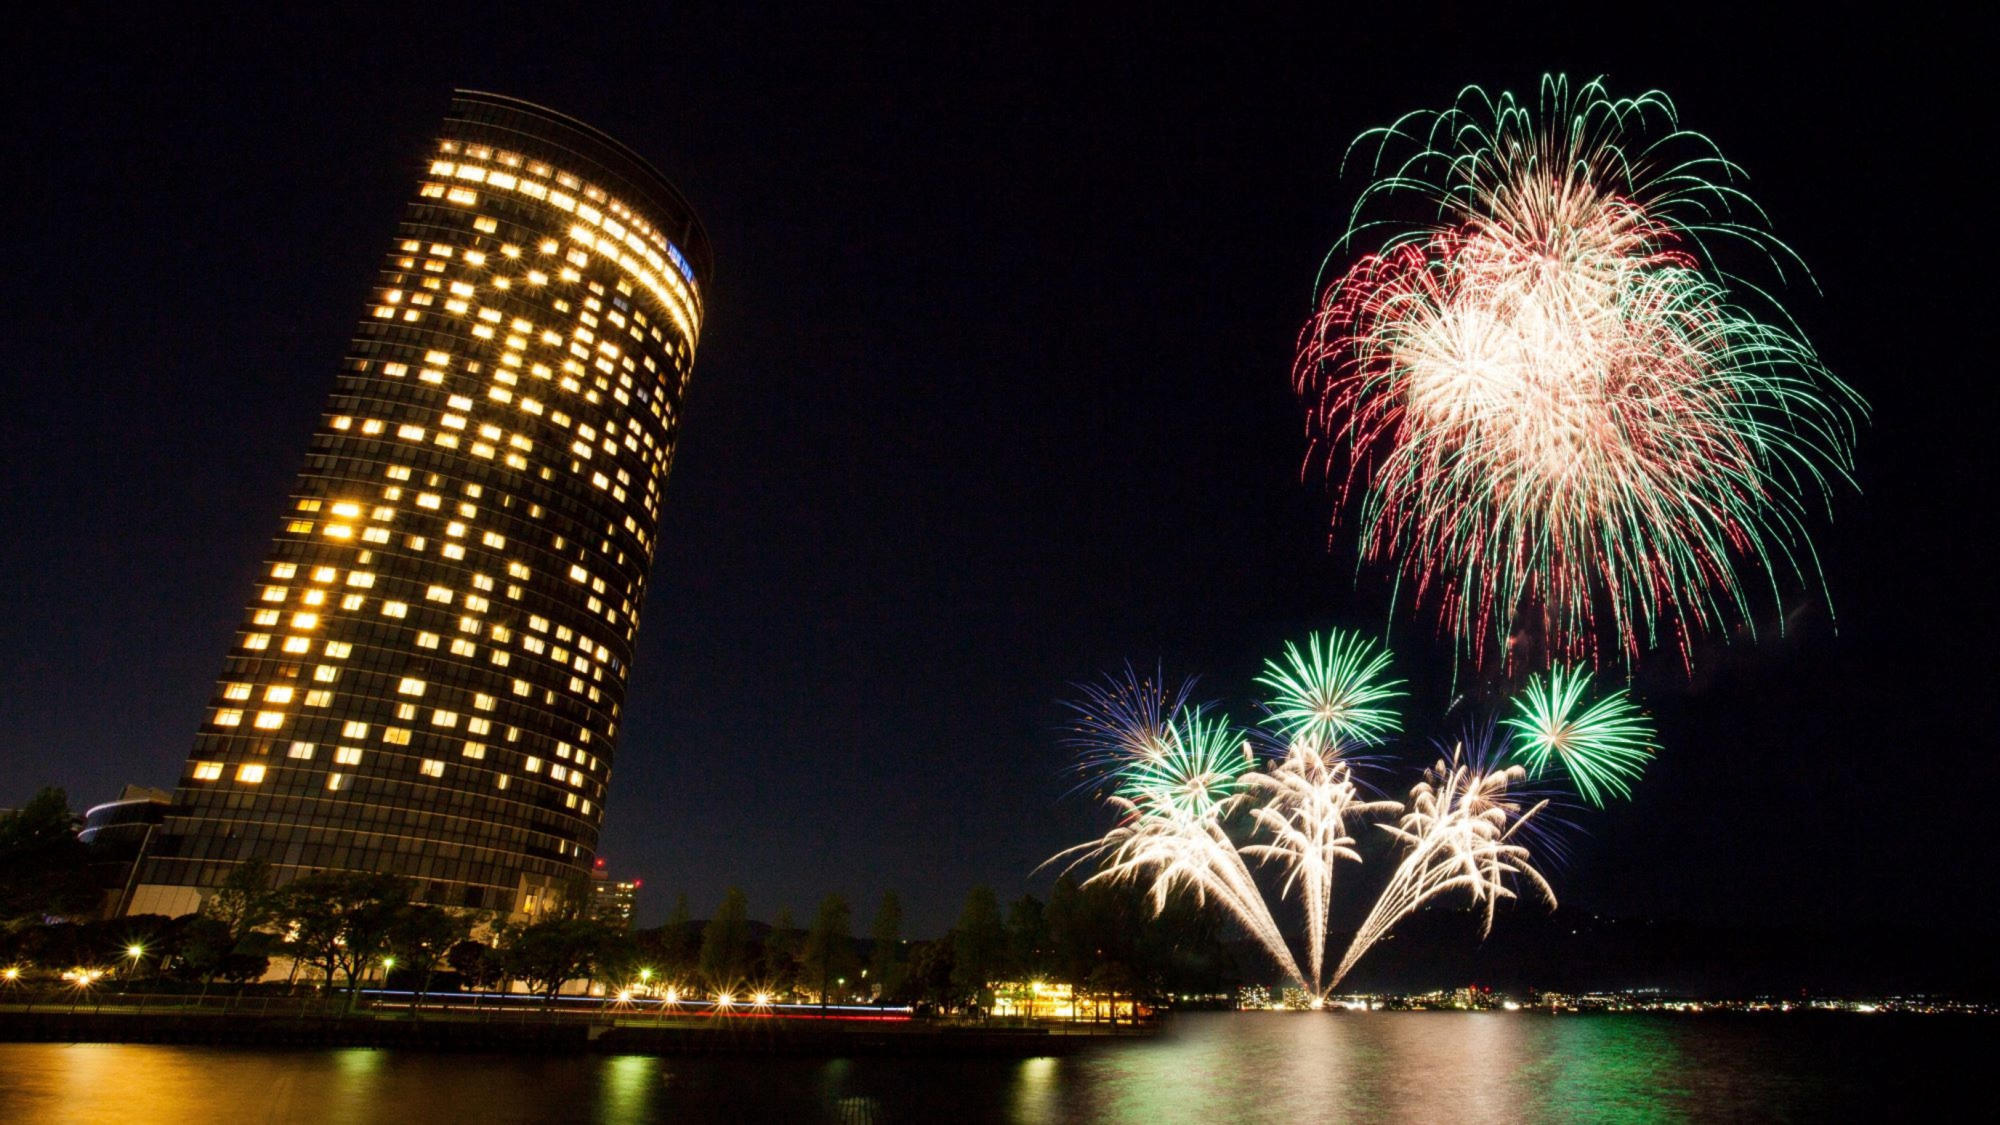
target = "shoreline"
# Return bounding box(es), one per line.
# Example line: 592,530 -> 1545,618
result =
0,1009 -> 1148,1058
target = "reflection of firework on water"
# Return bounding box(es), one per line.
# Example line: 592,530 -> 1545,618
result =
1239,744 -> 1400,990
1331,738 -> 1556,987
1255,628 -> 1405,751
1295,75 -> 1864,666
1504,665 -> 1657,806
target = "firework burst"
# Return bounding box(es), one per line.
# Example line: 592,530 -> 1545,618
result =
1295,74 -> 1863,667
1331,740 -> 1556,987
1504,665 -> 1657,806
1255,628 -> 1406,751
1239,745 -> 1401,989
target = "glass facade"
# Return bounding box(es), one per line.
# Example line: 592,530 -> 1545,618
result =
130,91 -> 709,919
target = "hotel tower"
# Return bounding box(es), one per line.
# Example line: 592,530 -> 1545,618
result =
128,92 -> 709,919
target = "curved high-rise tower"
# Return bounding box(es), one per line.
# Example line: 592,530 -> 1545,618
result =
130,91 -> 710,919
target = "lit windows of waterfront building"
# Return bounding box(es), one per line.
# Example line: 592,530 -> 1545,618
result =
127,91 -> 709,921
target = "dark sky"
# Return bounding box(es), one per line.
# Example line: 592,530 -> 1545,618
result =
2,6 -> 1989,938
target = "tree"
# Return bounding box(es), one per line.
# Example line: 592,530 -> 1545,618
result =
386,904 -> 476,1007
279,871 -> 412,1012
0,788 -> 98,926
205,858 -> 280,943
661,893 -> 700,980
802,894 -> 858,1003
951,886 -> 1007,1016
696,887 -> 750,990
868,892 -> 905,1002
1045,874 -> 1089,987
1007,895 -> 1050,982
764,907 -> 803,993
193,858 -> 281,992
505,918 -> 617,1001
446,939 -> 503,990
895,939 -> 956,1014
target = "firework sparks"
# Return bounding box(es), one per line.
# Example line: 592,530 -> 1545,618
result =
1295,75 -> 1863,666
1330,742 -> 1555,988
1061,666 -> 1198,792
1255,628 -> 1406,751
1049,695 -> 1308,986
1239,744 -> 1400,990
1504,665 -> 1657,806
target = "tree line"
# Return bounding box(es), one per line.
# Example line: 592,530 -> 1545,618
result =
3,789 -> 1245,1014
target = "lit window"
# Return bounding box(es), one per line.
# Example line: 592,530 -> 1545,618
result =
313,665 -> 339,683
214,709 -> 244,727
525,756 -> 543,773
236,764 -> 266,784
334,746 -> 363,765
495,775 -> 511,790
383,727 -> 411,745
254,711 -> 284,730
449,638 -> 477,657
304,690 -> 333,707
416,631 -> 441,649
462,741 -> 486,759
263,686 -> 294,704
474,693 -> 496,710
243,633 -> 272,650
419,759 -> 445,778
432,709 -> 459,728
341,721 -> 369,739
425,585 -> 453,603
287,741 -> 315,760
282,637 -> 311,654
222,683 -> 252,701
383,601 -> 408,618
339,594 -> 365,611
324,641 -> 352,658
397,677 -> 426,696
253,610 -> 280,626
327,773 -> 347,791
191,761 -> 224,781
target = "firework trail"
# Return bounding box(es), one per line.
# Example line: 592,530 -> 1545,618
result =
1049,702 -> 1309,986
1295,75 -> 1864,667
1239,746 -> 1400,990
1237,629 -> 1405,989
1504,665 -> 1658,806
1330,742 -> 1556,988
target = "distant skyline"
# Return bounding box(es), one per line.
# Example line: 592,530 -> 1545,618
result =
1,7 -> 1988,942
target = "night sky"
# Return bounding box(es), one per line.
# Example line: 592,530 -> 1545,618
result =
2,6 -> 1988,940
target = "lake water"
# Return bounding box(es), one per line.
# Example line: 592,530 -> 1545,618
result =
0,1011 -> 1974,1122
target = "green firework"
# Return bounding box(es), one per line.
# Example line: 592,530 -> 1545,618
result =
1256,629 -> 1406,750
1503,666 -> 1657,806
1116,705 -> 1254,820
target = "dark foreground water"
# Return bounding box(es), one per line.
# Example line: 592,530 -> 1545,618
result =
0,1012 -> 1975,1123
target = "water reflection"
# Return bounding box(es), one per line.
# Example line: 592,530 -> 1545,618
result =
0,1012 -> 1971,1123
